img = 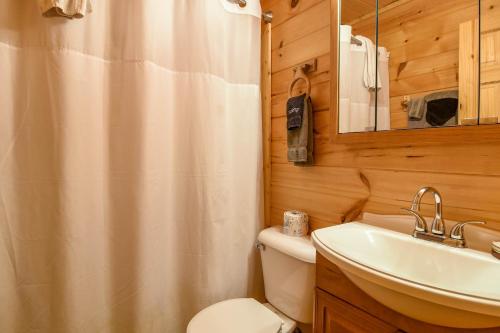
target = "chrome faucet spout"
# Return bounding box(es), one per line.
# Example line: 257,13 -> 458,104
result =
410,186 -> 445,236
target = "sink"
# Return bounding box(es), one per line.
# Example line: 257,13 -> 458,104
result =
312,222 -> 500,328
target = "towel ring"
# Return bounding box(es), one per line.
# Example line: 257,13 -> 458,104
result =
288,67 -> 311,99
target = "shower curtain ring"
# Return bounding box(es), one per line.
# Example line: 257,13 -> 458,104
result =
227,0 -> 247,8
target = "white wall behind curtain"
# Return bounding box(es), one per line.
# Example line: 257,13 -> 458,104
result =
0,1 -> 263,332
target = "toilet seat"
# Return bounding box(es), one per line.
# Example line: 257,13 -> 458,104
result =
187,298 -> 283,333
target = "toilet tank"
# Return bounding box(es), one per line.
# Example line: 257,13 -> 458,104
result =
257,226 -> 316,324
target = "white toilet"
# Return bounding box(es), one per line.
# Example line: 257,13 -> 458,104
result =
187,226 -> 316,333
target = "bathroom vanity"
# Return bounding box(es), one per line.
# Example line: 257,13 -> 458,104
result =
314,253 -> 499,333
311,215 -> 500,333
307,1 -> 500,327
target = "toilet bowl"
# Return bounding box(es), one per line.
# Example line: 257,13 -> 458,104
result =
187,226 -> 316,333
187,298 -> 292,333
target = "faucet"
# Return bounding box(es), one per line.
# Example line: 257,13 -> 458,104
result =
450,221 -> 486,248
410,187 -> 445,236
402,187 -> 486,248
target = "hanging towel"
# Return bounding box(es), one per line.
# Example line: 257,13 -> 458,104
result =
287,95 -> 313,165
355,35 -> 382,91
39,0 -> 93,19
286,94 -> 305,130
407,97 -> 426,120
408,90 -> 458,128
426,98 -> 458,126
424,90 -> 458,105
409,90 -> 458,120
408,108 -> 457,128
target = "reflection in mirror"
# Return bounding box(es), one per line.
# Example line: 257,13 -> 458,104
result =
338,0 -> 378,133
338,0 -> 481,133
480,0 -> 500,124
379,0 -> 479,130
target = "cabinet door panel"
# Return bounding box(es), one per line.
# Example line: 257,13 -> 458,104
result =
315,288 -> 400,333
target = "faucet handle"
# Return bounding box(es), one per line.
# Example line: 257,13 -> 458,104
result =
491,241 -> 500,259
450,221 -> 486,240
401,208 -> 428,233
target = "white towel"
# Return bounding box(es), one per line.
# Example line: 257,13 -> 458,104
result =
39,0 -> 93,19
376,47 -> 390,131
355,35 -> 382,91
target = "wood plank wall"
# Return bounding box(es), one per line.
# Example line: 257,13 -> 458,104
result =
351,0 -> 478,129
261,0 -> 500,232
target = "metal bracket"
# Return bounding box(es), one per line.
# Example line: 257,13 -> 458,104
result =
262,10 -> 273,23
293,58 -> 317,75
401,95 -> 410,109
255,240 -> 266,251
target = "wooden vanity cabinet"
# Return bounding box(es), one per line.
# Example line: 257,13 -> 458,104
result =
314,253 -> 500,333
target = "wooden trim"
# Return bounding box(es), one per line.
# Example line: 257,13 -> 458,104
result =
329,0 -> 339,144
261,21 -> 272,227
332,123 -> 500,145
328,0 -> 500,146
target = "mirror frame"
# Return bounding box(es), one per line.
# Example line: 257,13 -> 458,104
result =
329,0 -> 500,145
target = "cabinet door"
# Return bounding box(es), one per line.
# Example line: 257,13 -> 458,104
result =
315,288 -> 401,333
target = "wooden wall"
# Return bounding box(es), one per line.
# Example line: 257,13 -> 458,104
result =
261,0 -> 500,233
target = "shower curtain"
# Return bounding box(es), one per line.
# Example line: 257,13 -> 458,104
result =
338,26 -> 376,133
338,25 -> 390,132
0,1 -> 263,332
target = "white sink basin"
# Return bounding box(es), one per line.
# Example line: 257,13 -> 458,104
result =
312,222 -> 500,329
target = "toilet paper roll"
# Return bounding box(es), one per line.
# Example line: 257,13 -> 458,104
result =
283,210 -> 309,237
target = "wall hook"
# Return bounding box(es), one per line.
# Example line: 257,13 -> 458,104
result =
293,58 -> 317,75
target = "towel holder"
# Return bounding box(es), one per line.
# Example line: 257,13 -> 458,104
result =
288,65 -> 312,99
401,95 -> 410,110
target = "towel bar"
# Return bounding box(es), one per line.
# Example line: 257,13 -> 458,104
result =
288,59 -> 317,98
351,36 -> 362,46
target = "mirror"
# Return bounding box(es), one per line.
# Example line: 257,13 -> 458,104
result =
480,0 -> 500,125
337,0 -> 500,133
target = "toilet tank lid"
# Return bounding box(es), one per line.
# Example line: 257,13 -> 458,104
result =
258,226 -> 316,263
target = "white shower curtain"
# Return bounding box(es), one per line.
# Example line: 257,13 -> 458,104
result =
338,25 -> 390,132
338,26 -> 376,133
0,1 -> 263,332
376,48 -> 391,131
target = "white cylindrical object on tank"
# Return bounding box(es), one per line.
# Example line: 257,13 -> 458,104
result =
283,210 -> 309,237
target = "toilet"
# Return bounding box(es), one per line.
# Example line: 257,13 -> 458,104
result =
187,226 -> 316,333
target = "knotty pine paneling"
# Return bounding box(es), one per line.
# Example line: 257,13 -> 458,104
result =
261,0 -> 500,233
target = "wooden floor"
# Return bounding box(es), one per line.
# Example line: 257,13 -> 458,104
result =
261,0 -> 500,232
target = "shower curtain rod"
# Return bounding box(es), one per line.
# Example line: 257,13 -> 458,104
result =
351,36 -> 362,46
226,0 -> 273,23
262,11 -> 273,23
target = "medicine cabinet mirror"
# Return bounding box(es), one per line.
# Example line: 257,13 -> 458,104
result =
335,0 -> 500,135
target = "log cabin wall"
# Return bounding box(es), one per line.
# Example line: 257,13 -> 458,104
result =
261,0 -> 500,232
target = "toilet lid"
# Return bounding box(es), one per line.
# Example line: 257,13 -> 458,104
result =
187,298 -> 282,333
